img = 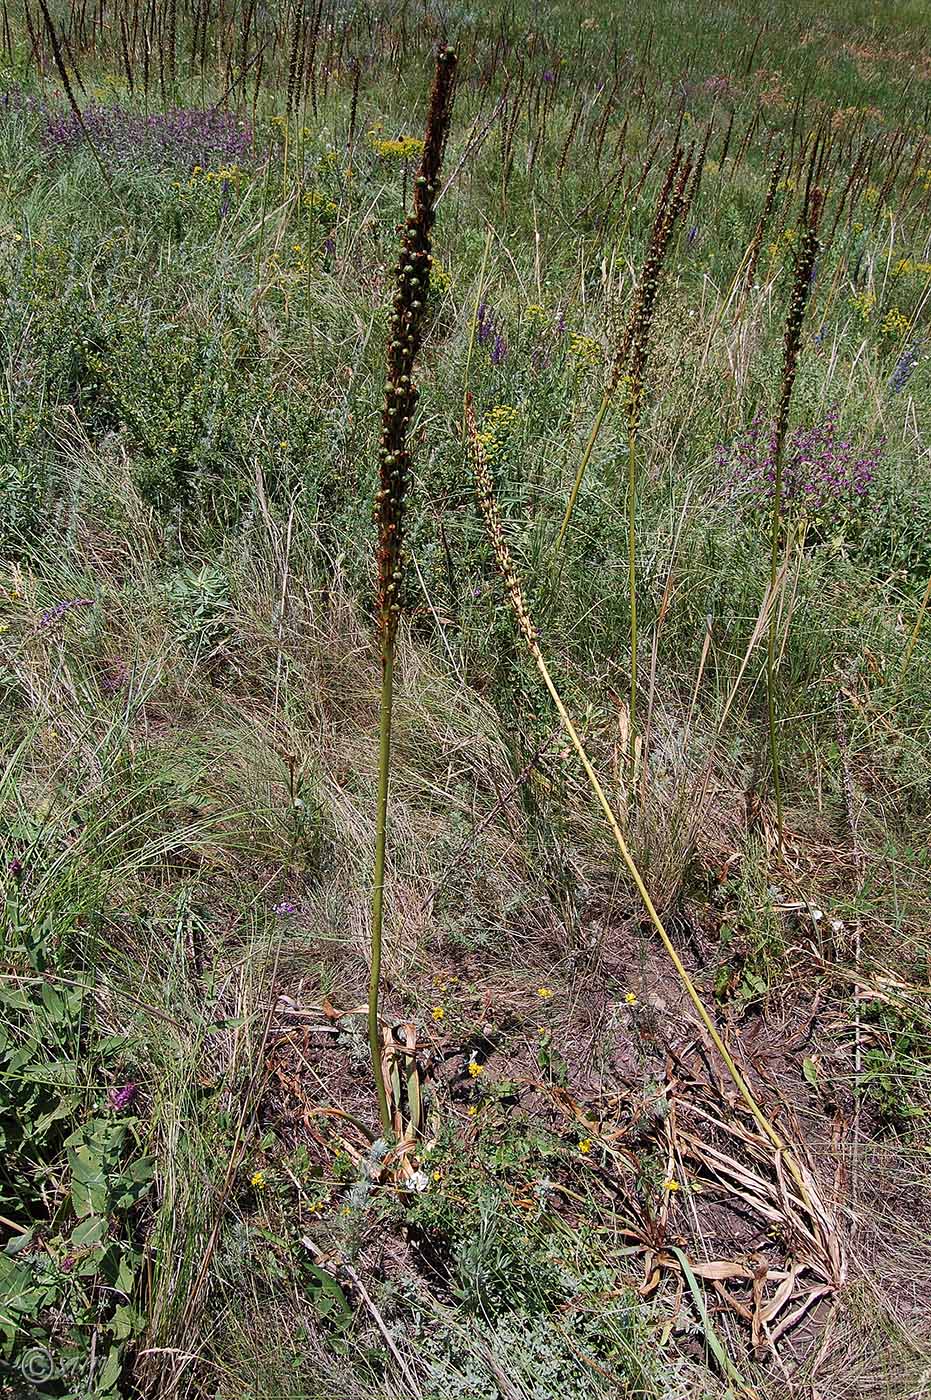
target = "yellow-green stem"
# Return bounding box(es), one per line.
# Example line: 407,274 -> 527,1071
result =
900,571 -> 931,683
766,437 -> 786,853
463,229 -> 493,433
525,641 -> 824,1219
555,393 -> 611,553
368,639 -> 395,1135
627,414 -> 639,739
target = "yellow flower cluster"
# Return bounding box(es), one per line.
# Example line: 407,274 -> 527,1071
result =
474,404 -> 519,459
893,257 -> 931,278
524,303 -> 546,321
881,307 -> 910,337
568,332 -> 602,368
864,185 -> 880,205
190,165 -> 242,184
849,289 -> 875,322
304,188 -> 338,216
369,133 -> 424,159
431,255 -> 452,293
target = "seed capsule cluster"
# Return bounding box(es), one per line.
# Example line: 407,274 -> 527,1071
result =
744,152 -> 785,293
776,187 -> 822,442
376,43 -> 457,641
466,394 -> 538,652
624,148 -> 694,422
606,145 -> 693,417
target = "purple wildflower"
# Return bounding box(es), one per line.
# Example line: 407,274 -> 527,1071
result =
476,301 -> 508,364
8,858 -> 23,880
39,598 -> 93,628
542,69 -> 556,84
61,1255 -> 76,1273
108,1082 -> 138,1111
890,343 -> 921,394
687,226 -> 698,247
33,101 -> 254,169
717,407 -> 882,520
272,900 -> 297,916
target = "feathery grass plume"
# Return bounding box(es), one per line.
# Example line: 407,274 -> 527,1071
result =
368,42 -> 457,1135
555,145 -> 689,556
765,185 -> 823,853
466,395 -> 825,1222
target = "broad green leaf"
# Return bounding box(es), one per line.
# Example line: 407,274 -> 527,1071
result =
70,1216 -> 107,1247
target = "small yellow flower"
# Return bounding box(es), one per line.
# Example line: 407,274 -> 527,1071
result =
568,332 -> 602,368
340,1204 -> 351,1216
881,307 -> 909,338
432,1006 -> 445,1021
370,133 -> 424,159
431,1169 -> 442,1181
537,987 -> 554,1000
467,1105 -> 477,1116
278,440 -> 289,450
578,1139 -> 592,1154
468,1060 -> 483,1078
250,1170 -> 266,1189
624,992 -> 637,1005
663,1178 -> 680,1192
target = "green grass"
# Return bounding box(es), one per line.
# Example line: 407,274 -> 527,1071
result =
1,2 -> 931,1397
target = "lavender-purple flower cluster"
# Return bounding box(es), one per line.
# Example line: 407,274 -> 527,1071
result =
717,407 -> 882,518
1,90 -> 253,168
890,343 -> 921,394
39,597 -> 93,627
476,301 -> 507,365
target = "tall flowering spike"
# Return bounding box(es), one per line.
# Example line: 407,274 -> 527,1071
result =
555,144 -> 692,555
376,43 -> 457,644
606,145 -> 691,407
765,184 -> 824,854
368,43 -> 457,1137
743,150 -> 784,292
625,148 -> 693,423
776,186 -> 823,441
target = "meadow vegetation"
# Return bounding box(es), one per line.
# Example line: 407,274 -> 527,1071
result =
1,2 -> 930,1397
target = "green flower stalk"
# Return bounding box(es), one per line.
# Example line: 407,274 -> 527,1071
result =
623,151 -> 692,740
555,148 -> 691,751
766,187 -> 822,853
369,44 -> 457,1135
555,145 -> 690,557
